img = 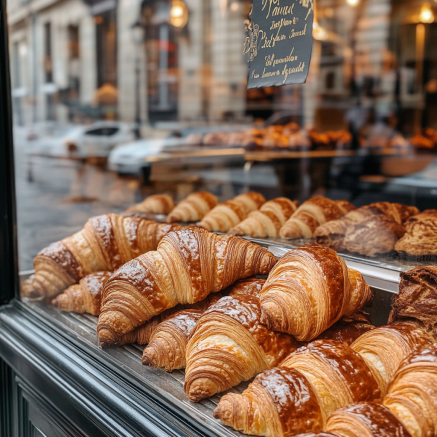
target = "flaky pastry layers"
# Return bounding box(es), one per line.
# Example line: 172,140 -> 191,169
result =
230,197 -> 298,238
279,198 -> 355,240
23,214 -> 181,300
51,271 -> 112,315
124,194 -> 175,215
259,244 -> 372,341
185,294 -> 298,402
166,191 -> 218,223
97,227 -> 277,347
198,192 -> 266,232
384,344 -> 437,437
214,340 -> 381,436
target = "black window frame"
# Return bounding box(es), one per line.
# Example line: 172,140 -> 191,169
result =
0,0 -> 19,305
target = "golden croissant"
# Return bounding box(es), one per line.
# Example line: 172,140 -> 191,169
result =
384,344 -> 437,437
22,214 -> 181,300
97,227 -> 277,347
279,198 -> 355,240
51,271 -> 112,315
166,191 -> 218,223
325,402 -> 411,437
214,339 -> 381,436
260,244 -> 372,341
185,294 -> 298,402
227,277 -> 266,298
198,192 -> 266,232
124,194 -> 175,215
230,197 -> 297,238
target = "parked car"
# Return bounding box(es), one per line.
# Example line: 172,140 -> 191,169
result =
27,121 -> 135,159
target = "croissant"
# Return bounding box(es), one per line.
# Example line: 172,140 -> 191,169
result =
259,244 -> 372,340
198,192 -> 266,232
185,294 -> 298,402
395,210 -> 437,257
23,214 -> 181,300
142,309 -> 202,371
214,340 -> 381,435
124,194 -> 175,215
384,344 -> 437,437
227,277 -> 266,298
97,227 -> 277,347
166,191 -> 218,223
51,271 -> 112,315
116,293 -> 222,347
325,403 -> 411,437
230,198 -> 298,238
389,266 -> 437,339
350,321 -> 434,397
280,198 -> 355,240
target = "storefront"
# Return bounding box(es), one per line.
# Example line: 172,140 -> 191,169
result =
2,0 -> 437,435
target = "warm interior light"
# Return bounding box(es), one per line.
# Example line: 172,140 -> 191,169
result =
170,0 -> 189,28
420,4 -> 434,23
313,22 -> 328,41
347,0 -> 359,6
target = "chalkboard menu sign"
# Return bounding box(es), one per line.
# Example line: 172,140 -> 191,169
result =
245,0 -> 314,88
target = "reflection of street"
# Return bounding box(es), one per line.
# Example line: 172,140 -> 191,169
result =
14,127 -> 143,271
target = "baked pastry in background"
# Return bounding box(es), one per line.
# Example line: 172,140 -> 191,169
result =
97,227 -> 277,347
166,191 -> 218,223
384,344 -> 437,437
230,197 -> 298,238
389,265 -> 437,339
260,244 -> 372,341
51,271 -> 112,315
325,403 -> 411,437
185,294 -> 298,402
123,194 -> 175,215
21,215 -> 181,301
198,192 -> 266,232
395,209 -> 437,257
202,131 -> 230,146
280,198 -> 355,240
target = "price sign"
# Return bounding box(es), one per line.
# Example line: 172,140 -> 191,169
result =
246,0 -> 314,88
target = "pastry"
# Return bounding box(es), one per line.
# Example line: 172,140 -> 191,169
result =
384,344 -> 437,437
166,191 -> 218,223
227,277 -> 266,298
97,227 -> 277,347
230,198 -> 298,238
214,339 -> 381,435
325,403 -> 411,437
395,210 -> 437,257
142,309 -> 202,371
260,244 -> 372,340
185,294 -> 298,402
389,266 -> 437,340
198,192 -> 266,232
22,215 -> 181,300
51,271 -> 112,315
280,198 -> 355,240
123,194 -> 175,215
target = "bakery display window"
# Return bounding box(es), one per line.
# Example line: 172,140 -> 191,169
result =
2,0 -> 437,436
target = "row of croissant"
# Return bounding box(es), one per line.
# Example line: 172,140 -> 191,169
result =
23,219 -> 437,437
125,191 -> 435,258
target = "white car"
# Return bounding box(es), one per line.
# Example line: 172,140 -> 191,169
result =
108,138 -> 185,175
28,122 -> 135,159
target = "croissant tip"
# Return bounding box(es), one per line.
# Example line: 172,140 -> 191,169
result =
142,354 -> 151,366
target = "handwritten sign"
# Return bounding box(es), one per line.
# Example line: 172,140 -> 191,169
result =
245,0 -> 314,88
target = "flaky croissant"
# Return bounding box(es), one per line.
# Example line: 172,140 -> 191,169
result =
185,294 -> 298,402
227,277 -> 266,298
97,227 -> 277,347
214,340 -> 381,436
124,194 -> 175,215
22,214 -> 181,300
198,192 -> 266,232
325,403 -> 411,437
166,191 -> 218,223
230,198 -> 297,238
384,344 -> 437,437
280,198 -> 355,240
260,244 -> 372,341
51,271 -> 112,315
